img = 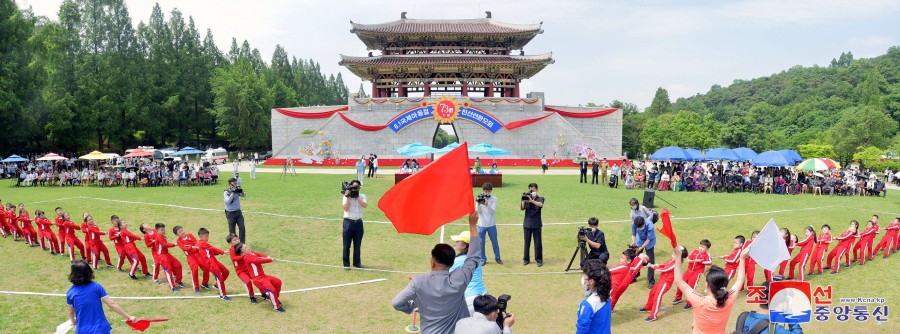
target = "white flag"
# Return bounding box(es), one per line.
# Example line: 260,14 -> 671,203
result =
749,219 -> 791,272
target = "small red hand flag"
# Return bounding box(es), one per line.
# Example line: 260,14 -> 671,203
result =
656,208 -> 678,248
379,142 -> 474,235
126,318 -> 169,332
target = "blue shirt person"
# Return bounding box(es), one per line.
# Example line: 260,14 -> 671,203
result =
630,215 -> 657,287
577,260 -> 612,334
66,260 -> 138,334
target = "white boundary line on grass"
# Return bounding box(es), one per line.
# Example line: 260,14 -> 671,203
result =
40,196 -> 839,227
0,278 -> 387,300
276,258 -> 577,276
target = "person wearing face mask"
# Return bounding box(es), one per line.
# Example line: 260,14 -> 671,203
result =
577,259 -> 612,334
520,183 -> 545,267
578,217 -> 608,266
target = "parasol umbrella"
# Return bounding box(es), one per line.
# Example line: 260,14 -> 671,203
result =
796,158 -> 841,171
1,155 -> 27,163
778,149 -> 802,163
703,147 -> 740,161
650,146 -> 693,161
79,151 -> 112,160
37,153 -> 67,161
122,149 -> 152,158
731,147 -> 758,161
683,148 -> 703,162
395,143 -> 438,156
434,142 -> 462,154
751,151 -> 794,167
812,172 -> 825,178
469,143 -> 511,156
173,146 -> 205,155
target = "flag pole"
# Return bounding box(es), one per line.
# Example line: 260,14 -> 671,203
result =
440,225 -> 445,244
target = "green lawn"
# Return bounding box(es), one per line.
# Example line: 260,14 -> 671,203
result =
0,174 -> 898,333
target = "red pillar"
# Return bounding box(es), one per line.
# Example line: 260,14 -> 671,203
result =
371,82 -> 379,98
424,81 -> 431,97
461,81 -> 468,97
512,82 -> 520,97
486,82 -> 494,97
398,81 -> 405,97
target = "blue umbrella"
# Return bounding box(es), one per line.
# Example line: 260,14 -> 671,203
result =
650,146 -> 693,161
434,143 -> 461,154
173,146 -> 205,156
778,149 -> 802,163
469,143 -> 511,156
731,147 -> 758,161
752,151 -> 794,167
1,155 -> 27,163
684,148 -> 703,161
395,143 -> 438,156
704,147 -> 740,161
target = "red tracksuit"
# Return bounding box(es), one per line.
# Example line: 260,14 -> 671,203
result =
109,227 -> 126,270
36,217 -> 59,253
810,232 -> 832,274
743,240 -> 757,290
80,222 -> 93,264
788,234 -> 815,281
177,233 -> 209,290
63,220 -> 86,261
777,239 -> 796,276
154,233 -> 183,289
55,216 -> 67,254
853,227 -> 876,264
143,230 -> 160,280
675,250 -> 711,307
826,231 -> 855,272
722,247 -> 742,281
17,212 -> 38,246
8,209 -> 23,240
86,224 -> 111,268
609,257 -> 644,310
244,251 -> 282,310
644,258 -> 676,320
874,222 -> 900,257
198,240 -> 230,298
230,245 -> 258,299
120,229 -> 149,276
0,209 -> 9,236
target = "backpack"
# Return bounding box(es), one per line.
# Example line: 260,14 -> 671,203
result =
733,311 -> 769,334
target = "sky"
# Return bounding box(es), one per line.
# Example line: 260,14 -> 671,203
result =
16,0 -> 900,109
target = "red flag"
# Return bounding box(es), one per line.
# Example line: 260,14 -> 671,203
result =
126,319 -> 169,332
656,208 -> 677,248
379,142 -> 474,235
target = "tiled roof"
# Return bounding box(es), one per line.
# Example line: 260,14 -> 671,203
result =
339,53 -> 553,66
351,18 -> 542,34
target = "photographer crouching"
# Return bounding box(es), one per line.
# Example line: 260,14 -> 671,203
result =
579,217 -> 609,266
224,177 -> 246,243
455,294 -> 515,334
341,180 -> 367,270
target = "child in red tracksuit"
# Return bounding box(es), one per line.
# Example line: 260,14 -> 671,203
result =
641,246 -> 687,322
237,243 -> 284,312
175,226 -> 209,293
17,204 -> 38,247
108,215 -> 126,271
789,226 -> 816,281
743,232 -> 759,290
827,220 -> 859,274
857,215 -> 880,262
35,210 -> 59,254
62,213 -> 86,261
140,223 -> 161,282
54,207 -> 66,255
80,215 -> 94,264
768,228 -> 793,280
609,248 -> 649,311
673,239 -> 712,309
718,235 -> 744,281
874,218 -> 900,258
810,225 -> 832,275
117,220 -> 150,279
0,200 -> 8,237
853,220 -> 876,265
228,233 -> 260,304
85,216 -> 112,269
154,223 -> 184,292
8,204 -> 23,241
197,228 -> 230,301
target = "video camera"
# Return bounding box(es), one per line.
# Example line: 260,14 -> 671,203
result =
341,181 -> 360,198
476,193 -> 490,204
496,294 -> 511,329
577,226 -> 589,239
521,191 -> 533,201
230,186 -> 243,194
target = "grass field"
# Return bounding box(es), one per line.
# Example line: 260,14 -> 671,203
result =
0,173 -> 898,333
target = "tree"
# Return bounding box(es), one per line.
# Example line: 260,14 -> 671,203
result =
645,87 -> 672,115
797,144 -> 836,159
852,146 -> 884,169
0,0 -> 39,151
433,127 -> 457,149
829,105 -> 899,164
210,57 -> 273,152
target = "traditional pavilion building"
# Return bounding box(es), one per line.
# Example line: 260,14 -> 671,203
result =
340,11 -> 554,98
269,12 -> 622,165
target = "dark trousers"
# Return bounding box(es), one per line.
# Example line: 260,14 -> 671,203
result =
367,165 -> 374,177
591,172 -> 599,184
226,210 -> 245,243
580,169 -> 587,183
523,227 -> 543,263
343,218 -> 364,267
641,247 -> 656,284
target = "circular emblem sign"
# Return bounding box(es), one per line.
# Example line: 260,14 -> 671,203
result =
432,97 -> 459,124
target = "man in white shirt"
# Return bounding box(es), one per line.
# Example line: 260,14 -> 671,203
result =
476,183 -> 502,265
342,180 -> 367,270
454,294 -> 515,334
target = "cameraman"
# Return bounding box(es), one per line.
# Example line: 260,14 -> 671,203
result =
224,177 -> 246,243
477,183 -> 502,265
454,294 -> 515,334
579,217 -> 609,266
342,180 -> 367,270
520,183 -> 544,267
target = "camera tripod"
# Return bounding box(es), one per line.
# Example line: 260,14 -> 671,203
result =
280,157 -> 296,180
565,241 -> 590,272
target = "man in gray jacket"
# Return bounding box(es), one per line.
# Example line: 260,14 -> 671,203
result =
392,212 -> 482,334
